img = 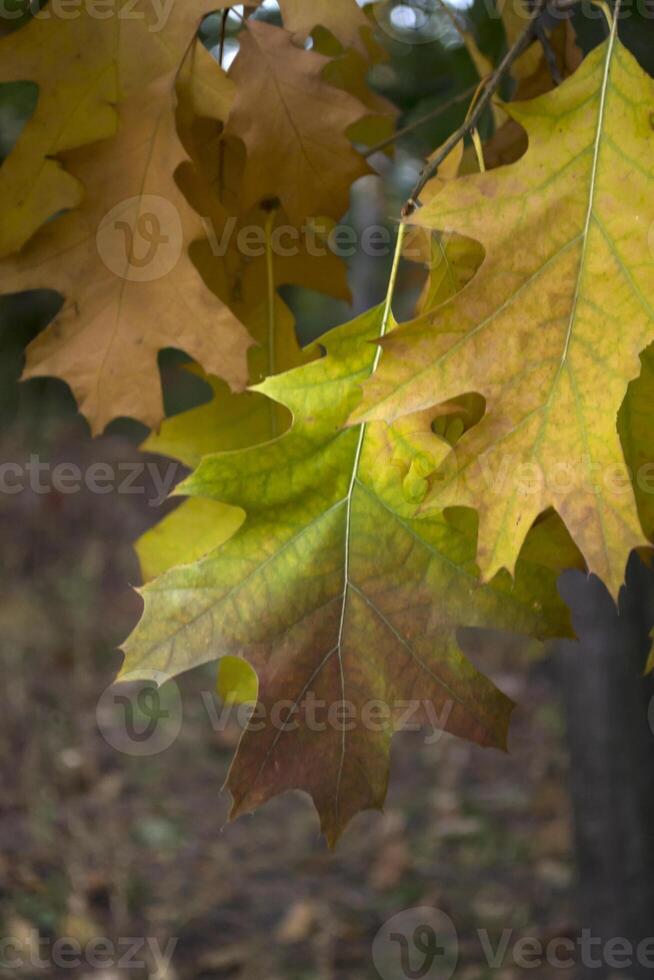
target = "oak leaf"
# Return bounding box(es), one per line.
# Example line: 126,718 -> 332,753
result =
0,10 -> 116,257
224,19 -> 373,224
174,39 -> 351,305
121,305 -> 582,844
0,3 -> 254,433
353,34 -> 654,596
0,0 -> 241,256
403,143 -> 484,317
277,0 -> 372,55
137,286 -> 304,581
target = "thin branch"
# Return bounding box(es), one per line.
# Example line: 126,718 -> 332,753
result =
217,10 -> 230,200
218,8 -> 230,66
363,85 -> 478,157
402,0 -> 552,218
535,20 -> 563,85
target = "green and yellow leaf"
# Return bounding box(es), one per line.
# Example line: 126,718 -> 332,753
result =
121,303 -> 582,844
137,283 -> 302,580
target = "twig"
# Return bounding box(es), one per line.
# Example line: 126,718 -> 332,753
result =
402,0 -> 551,218
217,10 -> 230,199
535,20 -> 563,85
363,85 -> 478,157
218,9 -> 229,66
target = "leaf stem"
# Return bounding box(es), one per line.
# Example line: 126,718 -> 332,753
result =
334,223 -> 407,815
378,223 -> 407,349
471,128 -> 486,173
218,9 -> 229,66
592,0 -> 615,29
264,208 -> 277,386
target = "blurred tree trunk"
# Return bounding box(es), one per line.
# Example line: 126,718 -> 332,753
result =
557,555 -> 654,978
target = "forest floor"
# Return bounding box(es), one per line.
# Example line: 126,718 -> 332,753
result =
0,421 -> 577,980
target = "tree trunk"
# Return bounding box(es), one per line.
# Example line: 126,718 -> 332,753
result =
557,554 -> 654,978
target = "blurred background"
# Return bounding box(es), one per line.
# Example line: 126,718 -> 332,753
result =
2,2 -> 654,977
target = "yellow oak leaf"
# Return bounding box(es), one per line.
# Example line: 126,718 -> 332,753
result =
0,2 -> 254,433
353,33 -> 654,597
403,142 -> 484,317
0,0 -> 240,256
0,10 -> 117,257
